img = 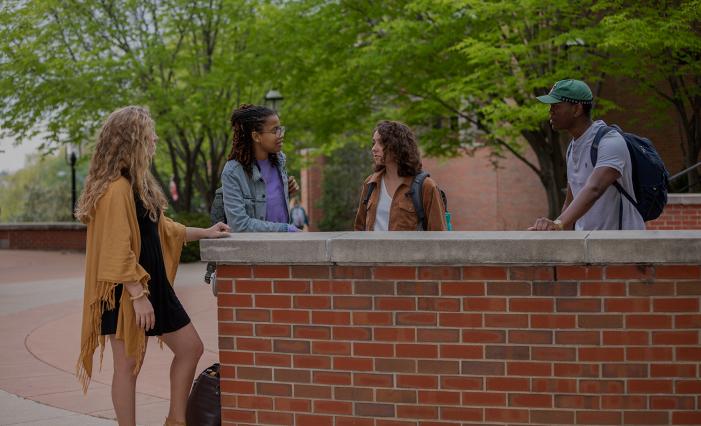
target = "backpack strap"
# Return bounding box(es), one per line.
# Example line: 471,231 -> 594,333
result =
363,181 -> 376,207
590,125 -> 638,228
408,171 -> 430,231
590,125 -> 612,168
210,187 -> 227,224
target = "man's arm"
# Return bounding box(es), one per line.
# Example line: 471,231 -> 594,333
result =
556,185 -> 574,229
562,185 -> 573,215
529,167 -> 620,231
559,166 -> 620,228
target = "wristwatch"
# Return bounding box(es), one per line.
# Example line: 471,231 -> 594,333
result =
552,219 -> 564,231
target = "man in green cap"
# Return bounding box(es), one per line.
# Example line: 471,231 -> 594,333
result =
529,79 -> 644,231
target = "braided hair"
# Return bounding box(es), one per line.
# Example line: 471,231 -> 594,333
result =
228,104 -> 279,176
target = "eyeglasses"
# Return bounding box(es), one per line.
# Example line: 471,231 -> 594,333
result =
258,126 -> 286,137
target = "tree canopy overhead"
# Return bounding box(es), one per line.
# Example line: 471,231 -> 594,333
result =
269,0 -> 609,217
596,0 -> 701,191
1,0 -> 272,211
1,0 -> 698,220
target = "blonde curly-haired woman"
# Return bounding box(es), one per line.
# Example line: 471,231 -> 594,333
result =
75,106 -> 230,426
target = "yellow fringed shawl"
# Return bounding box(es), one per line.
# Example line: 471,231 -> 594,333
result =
76,177 -> 185,393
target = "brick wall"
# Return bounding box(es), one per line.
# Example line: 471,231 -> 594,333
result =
647,195 -> 701,230
215,263 -> 701,426
602,76 -> 686,174
647,205 -> 701,230
422,149 -> 548,231
0,224 -> 86,251
301,150 -> 325,232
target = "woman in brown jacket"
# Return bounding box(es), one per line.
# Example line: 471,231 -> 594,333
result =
354,120 -> 447,231
75,106 -> 230,426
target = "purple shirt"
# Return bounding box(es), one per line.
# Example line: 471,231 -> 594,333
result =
257,159 -> 288,224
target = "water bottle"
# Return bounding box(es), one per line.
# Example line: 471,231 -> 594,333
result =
445,211 -> 453,231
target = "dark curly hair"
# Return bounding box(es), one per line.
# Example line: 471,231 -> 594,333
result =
228,104 -> 279,176
373,120 -> 422,177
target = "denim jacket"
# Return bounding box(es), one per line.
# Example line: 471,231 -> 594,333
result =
220,153 -> 290,232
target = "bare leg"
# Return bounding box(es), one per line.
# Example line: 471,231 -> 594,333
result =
160,323 -> 204,422
109,335 -> 147,426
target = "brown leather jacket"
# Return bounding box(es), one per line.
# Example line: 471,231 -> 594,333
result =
354,171 -> 447,231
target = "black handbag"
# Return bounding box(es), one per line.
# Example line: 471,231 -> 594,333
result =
186,363 -> 221,426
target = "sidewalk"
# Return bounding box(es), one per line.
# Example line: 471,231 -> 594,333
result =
0,250 -> 219,426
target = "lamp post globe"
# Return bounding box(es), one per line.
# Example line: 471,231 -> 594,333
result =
264,89 -> 283,112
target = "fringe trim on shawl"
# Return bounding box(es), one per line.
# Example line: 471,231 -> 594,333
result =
76,281 -> 146,394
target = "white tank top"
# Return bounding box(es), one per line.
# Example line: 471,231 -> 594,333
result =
373,177 -> 392,231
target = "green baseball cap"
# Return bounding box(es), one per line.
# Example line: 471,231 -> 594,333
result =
537,79 -> 593,104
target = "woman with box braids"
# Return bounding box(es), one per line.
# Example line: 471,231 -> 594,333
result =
228,104 -> 280,176
220,104 -> 300,232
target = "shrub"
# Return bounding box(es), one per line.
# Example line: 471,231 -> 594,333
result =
317,142 -> 373,231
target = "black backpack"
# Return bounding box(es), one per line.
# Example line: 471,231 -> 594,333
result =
362,171 -> 448,230
590,125 -> 669,223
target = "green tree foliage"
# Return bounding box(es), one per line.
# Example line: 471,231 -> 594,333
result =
595,0 -> 701,191
0,0 -> 271,213
1,0 -> 697,227
266,0 -> 609,218
0,152 -> 86,222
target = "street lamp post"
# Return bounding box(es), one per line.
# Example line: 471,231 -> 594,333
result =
63,144 -> 79,218
264,89 -> 284,112
69,149 -> 77,214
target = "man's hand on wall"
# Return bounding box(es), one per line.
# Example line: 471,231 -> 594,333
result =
528,217 -> 564,231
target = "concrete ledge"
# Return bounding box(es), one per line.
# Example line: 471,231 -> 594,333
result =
586,230 -> 701,263
200,232 -> 347,264
668,193 -> 701,205
329,232 -> 588,264
200,230 -> 701,265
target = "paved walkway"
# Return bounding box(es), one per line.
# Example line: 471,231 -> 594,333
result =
0,250 -> 219,426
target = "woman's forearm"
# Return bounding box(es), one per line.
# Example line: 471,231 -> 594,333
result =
185,227 -> 206,242
185,223 -> 231,241
123,281 -> 145,296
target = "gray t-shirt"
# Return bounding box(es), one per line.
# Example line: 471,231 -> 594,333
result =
566,120 -> 645,230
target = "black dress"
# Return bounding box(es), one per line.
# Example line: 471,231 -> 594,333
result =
101,195 -> 191,336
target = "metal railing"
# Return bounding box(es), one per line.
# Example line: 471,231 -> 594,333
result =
669,161 -> 701,193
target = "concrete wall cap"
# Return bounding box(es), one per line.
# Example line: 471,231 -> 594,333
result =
667,193 -> 701,205
200,230 -> 701,265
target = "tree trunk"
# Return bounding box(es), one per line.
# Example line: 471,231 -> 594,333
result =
165,136 -> 183,212
682,124 -> 701,192
183,158 -> 194,212
668,75 -> 701,192
521,124 -> 568,219
685,104 -> 701,192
